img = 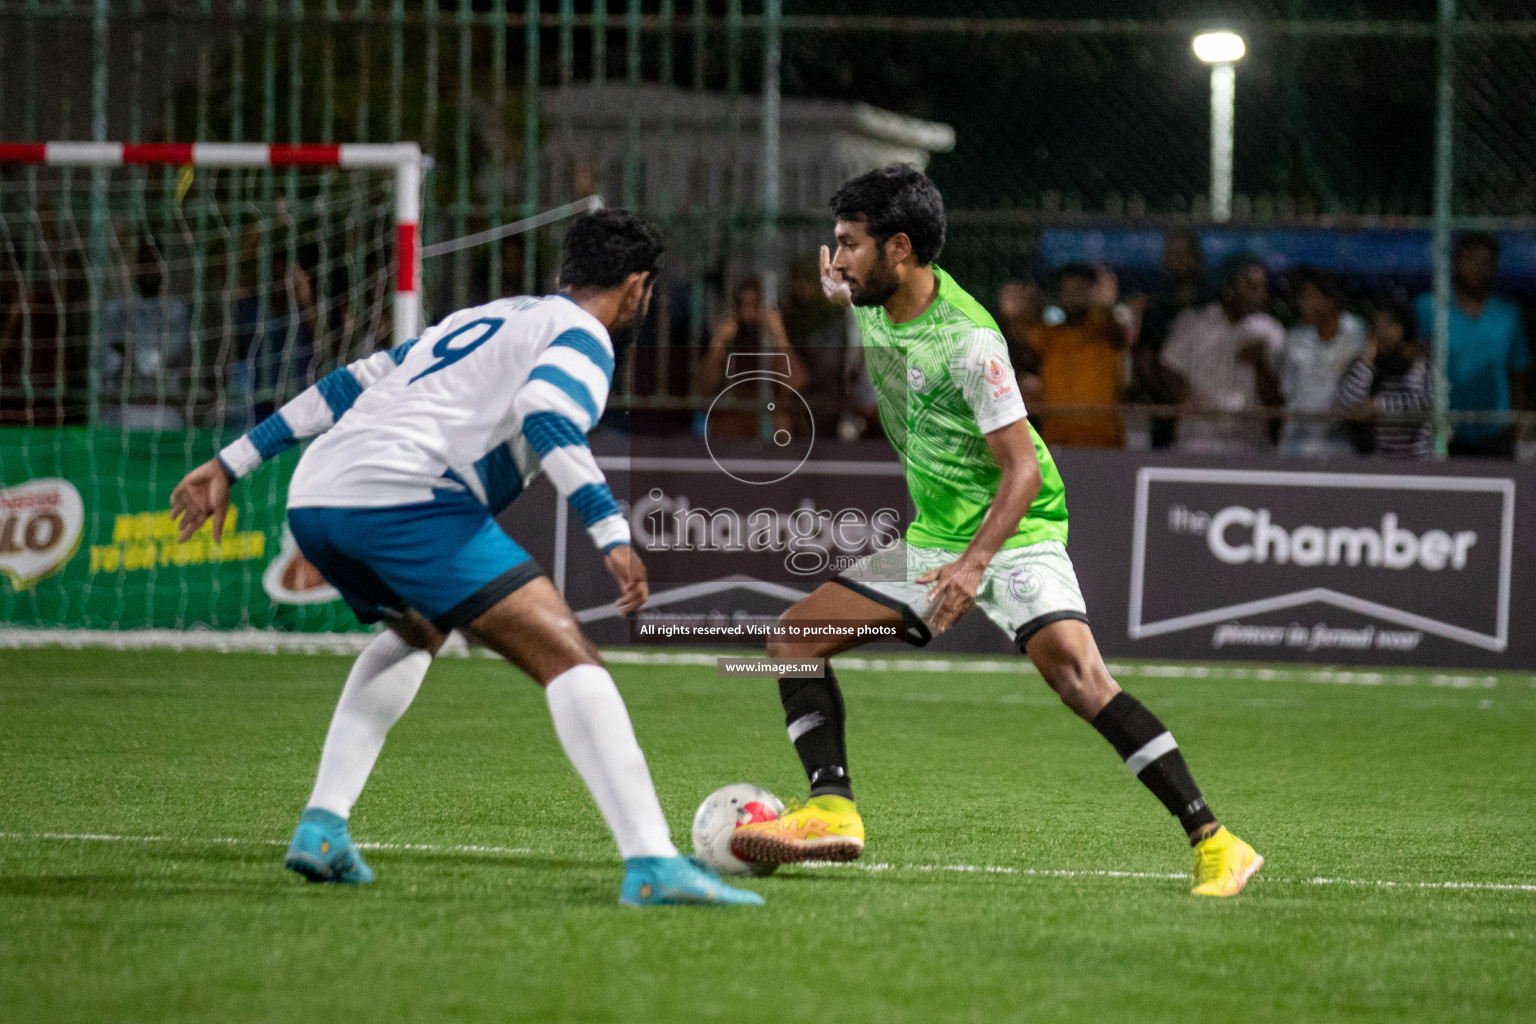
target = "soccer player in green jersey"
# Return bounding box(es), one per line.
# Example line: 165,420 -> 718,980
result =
730,166 -> 1263,896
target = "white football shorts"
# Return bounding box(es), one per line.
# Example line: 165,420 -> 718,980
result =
832,539 -> 1089,651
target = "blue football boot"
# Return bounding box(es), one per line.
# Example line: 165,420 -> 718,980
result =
284,807 -> 375,884
619,856 -> 765,907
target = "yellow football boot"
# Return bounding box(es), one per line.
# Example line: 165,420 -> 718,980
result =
1190,826 -> 1263,897
729,794 -> 865,865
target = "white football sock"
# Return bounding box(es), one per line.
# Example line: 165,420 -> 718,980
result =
306,630 -> 433,818
544,664 -> 678,860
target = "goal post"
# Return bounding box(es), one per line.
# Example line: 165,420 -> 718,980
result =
0,141 -> 422,348
0,142 -> 422,634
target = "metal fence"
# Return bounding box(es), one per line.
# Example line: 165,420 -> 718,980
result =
3,2 -> 1536,451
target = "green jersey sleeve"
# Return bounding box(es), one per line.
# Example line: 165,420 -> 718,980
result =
950,327 -> 1028,435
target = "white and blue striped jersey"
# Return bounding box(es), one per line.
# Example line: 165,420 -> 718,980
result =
218,294 -> 630,552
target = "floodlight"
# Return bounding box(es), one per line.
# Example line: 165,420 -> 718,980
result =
1193,31 -> 1246,64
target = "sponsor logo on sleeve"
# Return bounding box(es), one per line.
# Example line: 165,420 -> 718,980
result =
984,356 -> 1015,399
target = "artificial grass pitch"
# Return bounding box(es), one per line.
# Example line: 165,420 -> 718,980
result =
2,647 -> 1534,1023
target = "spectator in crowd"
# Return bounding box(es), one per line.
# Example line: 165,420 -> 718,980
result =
1130,229 -> 1207,448
1415,232 -> 1531,458
996,277 -> 1045,379
699,277 -> 806,441
1018,263 -> 1128,448
1278,266 -> 1366,457
1155,253 -> 1285,452
230,226 -> 319,424
0,271 -> 66,426
1335,299 -> 1435,460
100,241 -> 191,430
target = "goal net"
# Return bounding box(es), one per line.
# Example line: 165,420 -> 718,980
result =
0,143 -> 420,633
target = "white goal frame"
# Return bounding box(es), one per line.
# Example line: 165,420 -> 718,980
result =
0,141 -> 424,345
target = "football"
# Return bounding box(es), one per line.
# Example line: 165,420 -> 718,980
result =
690,783 -> 785,877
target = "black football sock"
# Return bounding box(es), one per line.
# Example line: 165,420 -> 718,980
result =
778,667 -> 853,801
1091,691 -> 1217,841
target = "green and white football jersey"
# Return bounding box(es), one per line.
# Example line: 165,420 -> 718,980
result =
855,266 -> 1068,551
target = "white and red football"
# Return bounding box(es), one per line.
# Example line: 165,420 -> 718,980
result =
691,783 -> 785,877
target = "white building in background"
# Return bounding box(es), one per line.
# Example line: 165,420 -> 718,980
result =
536,84 -> 956,219
520,85 -> 954,382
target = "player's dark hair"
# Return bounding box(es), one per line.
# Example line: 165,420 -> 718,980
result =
1290,265 -> 1344,307
557,209 -> 665,290
1453,231 -> 1500,260
1218,252 -> 1266,293
1055,263 -> 1097,287
830,164 -> 946,266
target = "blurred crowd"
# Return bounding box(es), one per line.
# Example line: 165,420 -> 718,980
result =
995,230 -> 1529,460
0,226 -> 392,430
681,230 -> 1531,461
5,225 -> 1531,463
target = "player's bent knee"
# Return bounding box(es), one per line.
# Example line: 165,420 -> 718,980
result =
1041,656 -> 1118,717
1026,622 -> 1119,717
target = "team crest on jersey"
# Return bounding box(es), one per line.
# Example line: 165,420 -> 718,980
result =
984,356 -> 1008,388
906,365 -> 928,392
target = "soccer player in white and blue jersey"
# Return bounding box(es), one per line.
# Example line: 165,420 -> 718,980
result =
169,211 -> 761,907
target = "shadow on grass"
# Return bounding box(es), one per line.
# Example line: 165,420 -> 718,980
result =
0,871 -> 627,910
0,851 -> 642,910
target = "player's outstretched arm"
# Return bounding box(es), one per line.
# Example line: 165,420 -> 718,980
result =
216,341 -> 419,482
170,458 -> 233,542
176,341 -> 420,543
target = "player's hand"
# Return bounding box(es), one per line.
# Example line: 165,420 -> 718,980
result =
916,555 -> 986,635
604,544 -> 649,617
819,245 -> 853,307
169,458 -> 233,543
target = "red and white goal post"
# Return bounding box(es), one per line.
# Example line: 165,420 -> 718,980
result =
0,142 -> 424,637
0,141 -> 423,347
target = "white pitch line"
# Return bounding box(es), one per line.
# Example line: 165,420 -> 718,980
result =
798,860 -> 1536,892
1299,876 -> 1536,893
802,861 -> 1188,882
3,830 -> 1533,893
0,831 -> 531,856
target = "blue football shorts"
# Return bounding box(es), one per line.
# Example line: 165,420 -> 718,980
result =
287,489 -> 543,632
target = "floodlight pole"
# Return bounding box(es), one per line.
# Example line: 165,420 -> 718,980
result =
1209,61 -> 1236,223
1431,0 -> 1456,459
761,0 -> 783,306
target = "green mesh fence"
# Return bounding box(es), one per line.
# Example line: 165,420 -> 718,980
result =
3,3 -> 1536,629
